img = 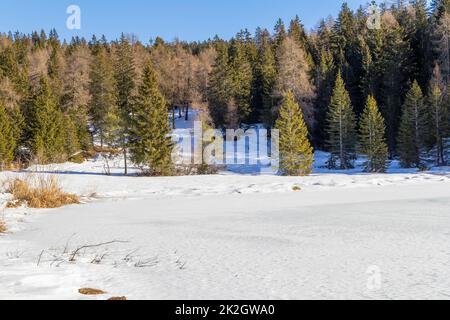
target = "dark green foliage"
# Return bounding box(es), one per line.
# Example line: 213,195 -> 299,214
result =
314,48 -> 335,147
426,66 -> 449,165
129,61 -> 173,176
326,72 -> 357,169
28,77 -> 66,163
207,42 -> 231,127
253,30 -> 276,125
0,101 -> 15,168
89,48 -> 119,147
228,39 -> 253,125
397,81 -> 427,167
379,21 -> 412,156
114,34 -> 137,175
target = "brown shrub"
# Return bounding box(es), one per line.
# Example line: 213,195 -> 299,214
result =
5,175 -> 80,209
0,219 -> 6,233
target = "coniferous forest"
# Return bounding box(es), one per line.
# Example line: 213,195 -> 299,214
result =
0,1 -> 449,175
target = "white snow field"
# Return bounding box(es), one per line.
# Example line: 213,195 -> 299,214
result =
0,155 -> 449,300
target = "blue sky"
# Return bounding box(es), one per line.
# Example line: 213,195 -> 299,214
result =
0,0 -> 392,43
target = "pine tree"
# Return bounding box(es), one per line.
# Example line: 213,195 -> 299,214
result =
288,15 -> 308,50
397,80 -> 427,168
332,3 -> 363,113
0,101 -> 15,169
431,12 -> 450,86
314,48 -> 335,148
28,76 -> 65,163
115,34 -> 137,175
47,47 -> 64,101
63,113 -> 81,158
411,0 -> 430,88
207,42 -> 231,127
273,18 -> 287,49
129,61 -> 173,176
326,71 -> 357,169
89,48 -> 119,147
229,39 -> 253,125
275,90 -> 314,176
253,30 -> 276,126
196,110 -> 220,174
379,16 -> 412,156
427,65 -> 449,165
0,77 -> 25,149
359,96 -> 389,172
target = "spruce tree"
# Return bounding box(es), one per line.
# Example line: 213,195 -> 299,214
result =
115,34 -> 137,175
359,96 -> 389,172
29,76 -> 65,163
0,101 -> 15,169
397,80 -> 427,168
275,90 -> 314,176
129,61 -> 173,176
326,71 -> 357,169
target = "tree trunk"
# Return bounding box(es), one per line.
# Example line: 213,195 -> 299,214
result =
123,148 -> 128,176
100,129 -> 104,149
172,105 -> 176,129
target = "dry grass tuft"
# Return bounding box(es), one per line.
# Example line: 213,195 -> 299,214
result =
0,219 -> 6,233
79,288 -> 107,295
5,175 -> 80,209
292,185 -> 302,192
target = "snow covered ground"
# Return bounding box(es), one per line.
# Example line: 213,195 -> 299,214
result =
1,153 -> 449,300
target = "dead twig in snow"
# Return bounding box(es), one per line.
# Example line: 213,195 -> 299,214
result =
37,250 -> 45,266
91,252 -> 108,264
134,256 -> 158,268
123,248 -> 140,263
69,240 -> 129,262
63,233 -> 77,254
